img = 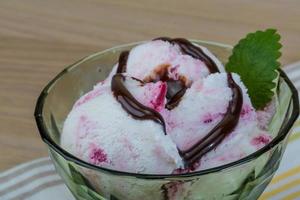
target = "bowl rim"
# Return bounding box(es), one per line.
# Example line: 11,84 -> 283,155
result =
34,40 -> 299,179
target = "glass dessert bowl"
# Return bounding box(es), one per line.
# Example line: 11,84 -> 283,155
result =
34,40 -> 299,200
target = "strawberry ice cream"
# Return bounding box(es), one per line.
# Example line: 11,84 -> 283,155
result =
61,38 -> 273,174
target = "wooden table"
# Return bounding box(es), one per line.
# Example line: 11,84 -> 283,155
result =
0,0 -> 300,171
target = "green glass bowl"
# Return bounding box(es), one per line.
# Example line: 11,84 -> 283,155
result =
34,40 -> 299,200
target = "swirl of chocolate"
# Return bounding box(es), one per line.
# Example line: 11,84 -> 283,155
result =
153,37 -> 219,73
180,73 -> 243,167
111,74 -> 166,133
165,80 -> 187,110
143,63 -> 187,110
111,38 -> 243,167
153,37 -> 220,110
112,50 -> 167,134
116,51 -> 129,73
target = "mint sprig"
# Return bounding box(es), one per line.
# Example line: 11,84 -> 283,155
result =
225,29 -> 282,109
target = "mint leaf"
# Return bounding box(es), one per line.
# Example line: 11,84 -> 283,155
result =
225,29 -> 282,109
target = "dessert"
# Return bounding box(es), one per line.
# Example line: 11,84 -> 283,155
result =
34,28 -> 299,200
61,30 -> 280,175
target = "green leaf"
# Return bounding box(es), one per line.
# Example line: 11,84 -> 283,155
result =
225,29 -> 282,109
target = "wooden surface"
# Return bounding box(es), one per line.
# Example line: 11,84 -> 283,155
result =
0,0 -> 300,171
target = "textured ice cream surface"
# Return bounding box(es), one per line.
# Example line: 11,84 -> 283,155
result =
124,77 -> 168,112
127,40 -> 210,82
61,83 -> 183,174
61,39 -> 274,174
165,73 -> 234,151
107,40 -> 224,85
256,100 -> 276,130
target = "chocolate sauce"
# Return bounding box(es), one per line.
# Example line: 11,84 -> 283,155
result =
144,64 -> 187,110
112,51 -> 167,133
165,80 -> 187,110
166,80 -> 184,99
180,73 -> 243,167
111,38 -> 243,167
112,74 -> 166,133
116,51 -> 129,73
154,37 -> 219,73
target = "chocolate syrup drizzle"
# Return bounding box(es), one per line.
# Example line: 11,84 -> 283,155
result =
153,37 -> 220,109
180,73 -> 243,167
111,38 -> 243,167
116,51 -> 129,73
153,37 -> 219,73
165,81 -> 187,110
112,51 -> 166,133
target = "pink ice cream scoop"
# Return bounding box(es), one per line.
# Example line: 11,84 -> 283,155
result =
61,38 -> 273,174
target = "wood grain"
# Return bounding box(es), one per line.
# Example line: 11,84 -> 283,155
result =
0,0 -> 300,171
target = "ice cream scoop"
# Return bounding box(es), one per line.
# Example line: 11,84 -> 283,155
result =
61,38 -> 273,174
